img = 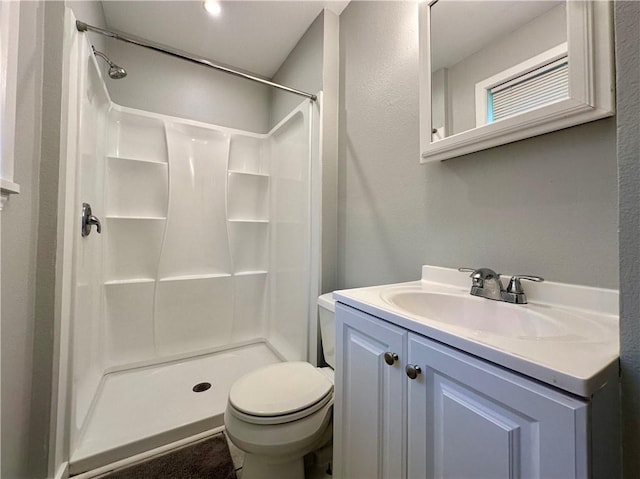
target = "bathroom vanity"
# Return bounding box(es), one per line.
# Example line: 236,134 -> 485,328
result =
333,266 -> 620,478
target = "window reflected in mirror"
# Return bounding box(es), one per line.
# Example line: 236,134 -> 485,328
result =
430,0 -> 567,141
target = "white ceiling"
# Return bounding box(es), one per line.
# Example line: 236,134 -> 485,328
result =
101,1 -> 349,78
430,0 -> 564,71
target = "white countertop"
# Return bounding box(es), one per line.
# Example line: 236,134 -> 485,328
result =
334,266 -> 619,398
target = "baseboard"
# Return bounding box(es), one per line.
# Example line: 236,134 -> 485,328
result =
70,426 -> 226,479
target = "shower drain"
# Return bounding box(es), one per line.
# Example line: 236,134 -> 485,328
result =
192,382 -> 212,393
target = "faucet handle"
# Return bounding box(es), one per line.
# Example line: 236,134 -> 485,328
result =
506,275 -> 544,294
459,268 -> 482,286
458,267 -> 476,275
459,267 -> 502,290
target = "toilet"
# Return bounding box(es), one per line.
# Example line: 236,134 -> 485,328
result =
224,293 -> 336,479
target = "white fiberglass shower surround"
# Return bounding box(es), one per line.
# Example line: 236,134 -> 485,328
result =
53,10 -> 321,477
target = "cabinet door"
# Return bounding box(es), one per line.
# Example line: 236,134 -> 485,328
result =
334,303 -> 407,479
407,334 -> 588,479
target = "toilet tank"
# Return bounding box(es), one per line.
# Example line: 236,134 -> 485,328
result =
317,293 -> 336,368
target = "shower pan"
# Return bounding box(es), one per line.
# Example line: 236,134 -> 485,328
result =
52,9 -> 322,477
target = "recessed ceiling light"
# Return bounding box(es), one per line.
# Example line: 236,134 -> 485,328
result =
203,0 -> 222,16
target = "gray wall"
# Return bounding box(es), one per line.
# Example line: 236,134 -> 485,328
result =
105,39 -> 271,133
2,4 -> 44,477
338,1 -> 618,290
616,2 -> 640,476
338,1 -> 427,287
269,12 -> 325,129
320,11 -> 340,296
2,1 -> 67,478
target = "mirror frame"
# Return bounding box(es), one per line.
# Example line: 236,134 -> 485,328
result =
419,0 -> 614,163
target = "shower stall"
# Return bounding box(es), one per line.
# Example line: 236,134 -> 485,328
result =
53,9 -> 324,476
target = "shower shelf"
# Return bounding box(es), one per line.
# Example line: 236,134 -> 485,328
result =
228,170 -> 269,177
228,219 -> 269,223
106,216 -> 166,220
106,156 -> 169,218
234,271 -> 268,276
104,278 -> 156,286
227,172 -> 269,221
158,273 -> 232,282
106,155 -> 168,165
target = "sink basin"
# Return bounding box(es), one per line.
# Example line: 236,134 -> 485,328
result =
335,266 -> 619,397
380,289 -> 588,340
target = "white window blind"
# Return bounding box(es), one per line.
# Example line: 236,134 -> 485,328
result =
489,57 -> 568,122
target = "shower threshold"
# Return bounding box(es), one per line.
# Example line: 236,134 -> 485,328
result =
69,341 -> 282,475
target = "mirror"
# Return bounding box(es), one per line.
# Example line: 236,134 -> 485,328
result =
419,0 -> 614,162
430,1 -> 566,140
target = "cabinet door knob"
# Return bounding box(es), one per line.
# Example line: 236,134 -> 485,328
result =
405,364 -> 422,379
384,352 -> 399,365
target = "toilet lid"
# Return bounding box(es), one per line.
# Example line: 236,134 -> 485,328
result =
229,362 -> 333,417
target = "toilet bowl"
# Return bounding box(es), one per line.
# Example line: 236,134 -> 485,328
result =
224,293 -> 336,479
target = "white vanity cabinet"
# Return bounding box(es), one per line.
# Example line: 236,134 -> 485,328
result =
334,302 -> 616,479
333,303 -> 407,479
406,333 -> 587,478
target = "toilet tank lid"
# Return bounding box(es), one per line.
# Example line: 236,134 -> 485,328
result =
317,293 -> 335,312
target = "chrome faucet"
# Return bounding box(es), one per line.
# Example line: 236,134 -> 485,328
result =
458,267 -> 544,304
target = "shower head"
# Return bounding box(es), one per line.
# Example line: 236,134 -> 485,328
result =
92,46 -> 127,79
108,65 -> 127,80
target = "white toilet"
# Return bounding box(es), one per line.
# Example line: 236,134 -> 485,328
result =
224,293 -> 336,479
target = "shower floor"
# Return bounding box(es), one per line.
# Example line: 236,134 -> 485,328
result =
69,342 -> 282,475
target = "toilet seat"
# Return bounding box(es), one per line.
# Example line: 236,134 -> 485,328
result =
228,390 -> 333,425
228,361 -> 334,426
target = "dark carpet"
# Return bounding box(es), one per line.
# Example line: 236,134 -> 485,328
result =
101,434 -> 237,479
